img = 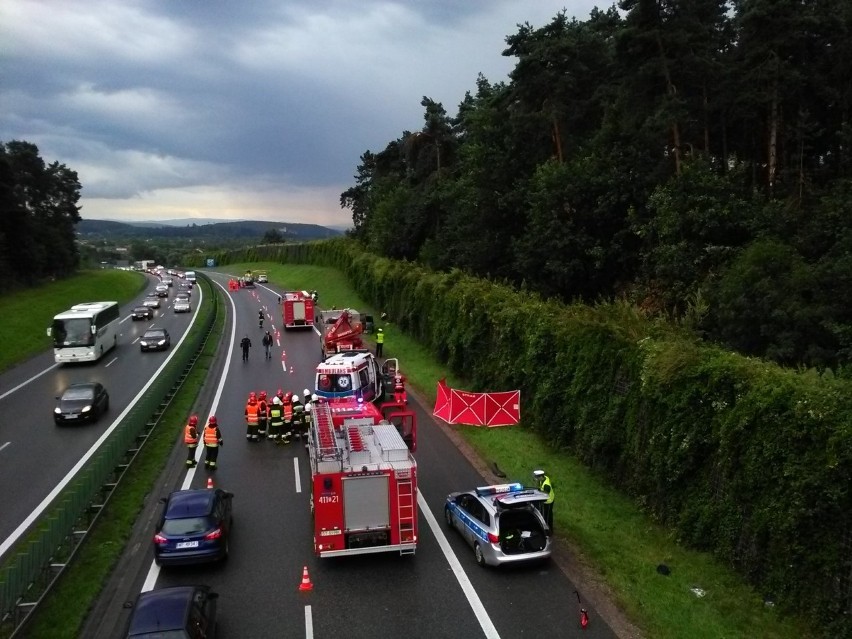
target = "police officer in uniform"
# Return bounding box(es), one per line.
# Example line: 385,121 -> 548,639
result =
375,328 -> 384,357
533,469 -> 555,529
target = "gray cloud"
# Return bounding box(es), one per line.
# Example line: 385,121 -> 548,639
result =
1,0 -> 602,224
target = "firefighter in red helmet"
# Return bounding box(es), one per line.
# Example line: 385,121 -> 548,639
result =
257,390 -> 269,439
203,416 -> 223,468
245,392 -> 260,442
184,415 -> 199,467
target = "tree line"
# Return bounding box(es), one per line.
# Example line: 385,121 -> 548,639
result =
341,0 -> 852,370
0,141 -> 82,288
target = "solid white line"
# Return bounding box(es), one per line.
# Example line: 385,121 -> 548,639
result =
0,293 -> 204,562
141,277 -> 237,593
104,357 -> 118,368
305,605 -> 313,639
0,442 -> 10,453
418,492 -> 501,639
294,457 -> 302,493
0,363 -> 59,401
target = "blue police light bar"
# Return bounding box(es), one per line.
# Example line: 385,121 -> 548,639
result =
475,482 -> 525,497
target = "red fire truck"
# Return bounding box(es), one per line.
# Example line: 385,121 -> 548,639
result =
282,290 -> 315,329
308,397 -> 418,557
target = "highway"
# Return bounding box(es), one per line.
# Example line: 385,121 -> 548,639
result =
2,272 -> 618,638
0,275 -> 201,549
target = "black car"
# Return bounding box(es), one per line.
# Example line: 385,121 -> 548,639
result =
154,488 -> 233,566
140,328 -> 170,352
54,382 -> 109,424
125,585 -> 218,638
131,305 -> 153,321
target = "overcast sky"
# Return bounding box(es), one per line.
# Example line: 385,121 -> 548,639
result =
2,1 -> 602,227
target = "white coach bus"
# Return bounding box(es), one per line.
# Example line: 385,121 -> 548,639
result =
47,301 -> 121,363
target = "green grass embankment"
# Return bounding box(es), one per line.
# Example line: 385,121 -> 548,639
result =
0,270 -> 145,372
224,261 -> 813,639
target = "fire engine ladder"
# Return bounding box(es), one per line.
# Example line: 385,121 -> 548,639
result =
311,402 -> 342,464
397,478 -> 415,554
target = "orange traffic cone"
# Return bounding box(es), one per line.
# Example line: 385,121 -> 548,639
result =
298,565 -> 313,591
206,477 -> 214,489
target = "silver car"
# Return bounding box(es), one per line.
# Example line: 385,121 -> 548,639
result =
174,298 -> 191,313
444,482 -> 552,567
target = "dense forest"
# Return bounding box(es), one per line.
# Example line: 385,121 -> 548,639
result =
341,0 -> 852,370
0,141 -> 82,284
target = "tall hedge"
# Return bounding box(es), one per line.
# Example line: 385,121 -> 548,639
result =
201,239 -> 852,636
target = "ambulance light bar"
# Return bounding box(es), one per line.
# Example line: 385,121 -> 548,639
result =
475,482 -> 525,497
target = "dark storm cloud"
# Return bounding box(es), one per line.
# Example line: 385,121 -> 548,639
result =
0,0 -> 599,223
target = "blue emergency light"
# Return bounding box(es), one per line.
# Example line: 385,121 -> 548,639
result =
475,482 -> 525,497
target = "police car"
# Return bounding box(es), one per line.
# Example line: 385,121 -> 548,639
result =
444,482 -> 552,567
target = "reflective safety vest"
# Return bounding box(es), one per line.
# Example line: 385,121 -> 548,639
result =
376,332 -> 384,344
184,424 -> 198,446
269,405 -> 283,426
283,402 -> 293,421
245,402 -> 259,425
203,424 -> 220,446
539,476 -> 555,505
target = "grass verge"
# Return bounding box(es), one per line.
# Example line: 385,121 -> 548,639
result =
226,262 -> 812,639
16,286 -> 224,639
0,269 -> 146,372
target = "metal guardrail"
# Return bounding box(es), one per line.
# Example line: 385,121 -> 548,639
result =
0,274 -> 219,637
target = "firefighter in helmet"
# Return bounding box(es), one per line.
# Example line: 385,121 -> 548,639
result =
245,392 -> 260,441
184,415 -> 199,467
268,395 -> 284,442
291,391 -> 305,440
203,416 -> 223,469
257,390 -> 269,439
279,392 -> 293,444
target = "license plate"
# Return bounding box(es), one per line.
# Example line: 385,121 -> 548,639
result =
175,541 -> 199,549
65,414 -> 78,419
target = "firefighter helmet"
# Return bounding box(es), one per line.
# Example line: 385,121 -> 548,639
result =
303,388 -> 310,397
285,391 -> 293,401
208,416 -> 217,425
249,391 -> 256,400
311,393 -> 319,402
188,415 -> 198,426
259,390 -> 267,399
272,396 -> 281,405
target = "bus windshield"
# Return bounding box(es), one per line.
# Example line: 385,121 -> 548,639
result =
51,318 -> 93,347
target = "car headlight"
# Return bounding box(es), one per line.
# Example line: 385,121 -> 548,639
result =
140,341 -> 148,346
158,339 -> 166,345
54,407 -> 61,414
82,405 -> 92,413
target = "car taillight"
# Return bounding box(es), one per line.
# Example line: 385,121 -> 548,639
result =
204,528 -> 222,540
488,532 -> 500,544
153,533 -> 167,544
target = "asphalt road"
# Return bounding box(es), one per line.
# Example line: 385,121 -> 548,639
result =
0,275 -> 201,552
79,272 -> 618,639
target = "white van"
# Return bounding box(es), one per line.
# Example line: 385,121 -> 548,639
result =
184,271 -> 197,283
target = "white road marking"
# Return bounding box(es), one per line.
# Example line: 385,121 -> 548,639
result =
418,491 -> 501,639
0,442 -> 10,453
142,277 -> 236,593
104,357 -> 118,368
0,290 -> 205,563
305,605 -> 313,638
0,363 -> 59,401
294,457 -> 302,493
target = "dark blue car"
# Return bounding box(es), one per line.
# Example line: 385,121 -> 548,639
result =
153,488 -> 233,566
126,585 -> 218,638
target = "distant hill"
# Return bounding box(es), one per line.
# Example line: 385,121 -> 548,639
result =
77,218 -> 342,240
